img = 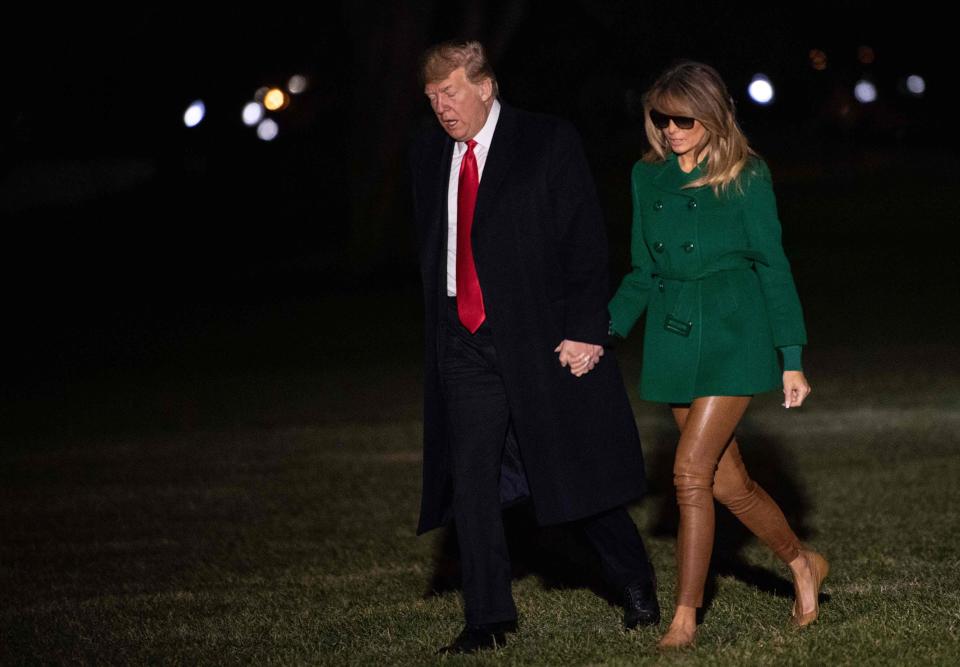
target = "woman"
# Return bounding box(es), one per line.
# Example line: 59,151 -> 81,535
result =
608,61 -> 828,649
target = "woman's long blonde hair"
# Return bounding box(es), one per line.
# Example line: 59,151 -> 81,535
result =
642,60 -> 756,196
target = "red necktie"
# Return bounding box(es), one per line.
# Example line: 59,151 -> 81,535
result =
456,139 -> 486,332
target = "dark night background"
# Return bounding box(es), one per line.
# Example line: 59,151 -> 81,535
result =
2,2 -> 957,435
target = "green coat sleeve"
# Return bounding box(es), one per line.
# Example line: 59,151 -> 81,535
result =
608,162 -> 654,337
742,159 -> 808,349
778,344 -> 803,371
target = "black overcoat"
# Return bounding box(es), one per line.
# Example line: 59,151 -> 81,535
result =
410,103 -> 647,535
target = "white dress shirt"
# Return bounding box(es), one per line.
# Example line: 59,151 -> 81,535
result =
446,99 -> 501,296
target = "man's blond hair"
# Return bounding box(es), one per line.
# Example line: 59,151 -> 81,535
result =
420,39 -> 499,98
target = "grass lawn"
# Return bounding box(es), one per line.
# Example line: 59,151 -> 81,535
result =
3,338 -> 960,665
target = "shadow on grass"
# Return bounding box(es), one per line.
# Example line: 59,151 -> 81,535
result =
422,503 -> 624,608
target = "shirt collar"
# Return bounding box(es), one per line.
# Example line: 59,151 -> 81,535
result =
455,98 -> 501,155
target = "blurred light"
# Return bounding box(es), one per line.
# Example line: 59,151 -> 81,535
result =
906,74 -> 926,95
242,102 -> 264,126
257,118 -> 279,141
809,48 -> 827,71
288,74 -> 308,94
254,86 -> 269,103
854,80 -> 877,103
264,88 -> 287,111
857,45 -> 875,65
747,74 -> 774,105
183,100 -> 206,128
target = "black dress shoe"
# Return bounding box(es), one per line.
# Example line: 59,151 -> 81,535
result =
437,619 -> 518,654
623,573 -> 661,628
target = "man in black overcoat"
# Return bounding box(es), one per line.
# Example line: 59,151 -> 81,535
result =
410,40 -> 659,654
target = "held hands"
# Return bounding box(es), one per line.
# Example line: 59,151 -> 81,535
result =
783,371 -> 811,408
554,339 -> 604,377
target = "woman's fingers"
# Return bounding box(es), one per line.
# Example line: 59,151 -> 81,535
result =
782,371 -> 811,408
571,353 -> 600,377
571,356 -> 592,372
783,383 -> 811,408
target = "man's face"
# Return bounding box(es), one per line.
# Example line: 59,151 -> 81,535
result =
424,66 -> 493,142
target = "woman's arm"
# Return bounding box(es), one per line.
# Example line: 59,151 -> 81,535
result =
742,159 -> 811,407
741,159 -> 807,351
608,161 -> 655,338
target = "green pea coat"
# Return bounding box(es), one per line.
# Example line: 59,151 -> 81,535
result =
608,152 -> 807,403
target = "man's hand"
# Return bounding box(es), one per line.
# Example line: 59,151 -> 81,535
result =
554,339 -> 604,377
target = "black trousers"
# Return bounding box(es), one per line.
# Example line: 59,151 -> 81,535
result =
440,297 -> 654,625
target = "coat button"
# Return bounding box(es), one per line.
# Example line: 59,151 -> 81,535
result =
654,200 -> 663,211
653,241 -> 665,253
682,241 -> 695,253
687,199 -> 698,209
658,279 -> 665,292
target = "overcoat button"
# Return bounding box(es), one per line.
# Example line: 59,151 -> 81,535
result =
682,242 -> 695,253
653,241 -> 665,253
687,199 -> 698,209
658,280 -> 665,292
654,200 -> 663,210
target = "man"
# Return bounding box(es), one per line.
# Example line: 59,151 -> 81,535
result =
410,40 -> 659,654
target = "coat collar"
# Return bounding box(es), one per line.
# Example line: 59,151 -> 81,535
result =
433,135 -> 453,227
452,99 -> 501,159
474,101 -> 520,223
424,102 -> 519,264
432,101 -> 520,222
652,150 -> 707,195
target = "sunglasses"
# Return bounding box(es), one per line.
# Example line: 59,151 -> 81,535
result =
649,109 -> 696,130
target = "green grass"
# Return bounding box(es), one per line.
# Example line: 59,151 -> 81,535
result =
4,342 -> 960,665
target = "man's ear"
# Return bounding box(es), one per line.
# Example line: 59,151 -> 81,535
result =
479,77 -> 493,102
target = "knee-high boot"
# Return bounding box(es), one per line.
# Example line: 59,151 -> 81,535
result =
713,438 -> 802,564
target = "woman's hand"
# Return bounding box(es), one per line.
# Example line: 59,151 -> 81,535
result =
782,371 -> 811,408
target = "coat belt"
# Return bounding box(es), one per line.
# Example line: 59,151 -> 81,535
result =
653,251 -> 767,336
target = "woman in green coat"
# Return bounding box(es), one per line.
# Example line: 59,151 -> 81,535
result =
607,61 -> 828,649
